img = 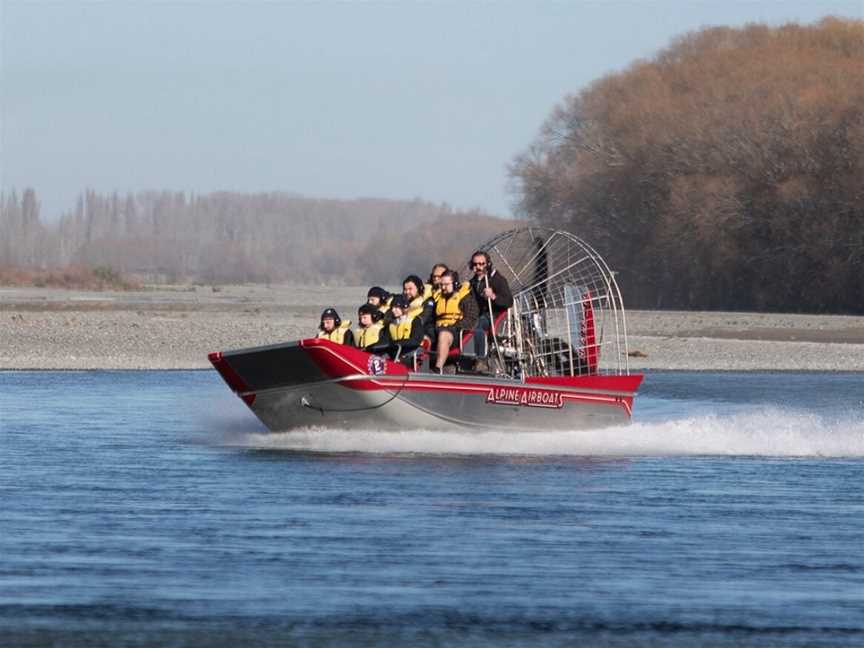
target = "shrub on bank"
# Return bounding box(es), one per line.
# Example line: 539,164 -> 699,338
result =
0,265 -> 141,291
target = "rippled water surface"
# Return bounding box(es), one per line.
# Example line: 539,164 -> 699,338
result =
2,370 -> 863,646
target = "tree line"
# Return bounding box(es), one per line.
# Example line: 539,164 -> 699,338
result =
510,17 -> 864,313
0,189 -> 510,285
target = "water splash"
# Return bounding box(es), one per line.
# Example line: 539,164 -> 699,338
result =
220,408 -> 864,458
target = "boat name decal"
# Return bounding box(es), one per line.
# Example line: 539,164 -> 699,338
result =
486,387 -> 564,409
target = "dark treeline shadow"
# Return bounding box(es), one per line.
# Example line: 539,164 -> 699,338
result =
510,17 -> 864,314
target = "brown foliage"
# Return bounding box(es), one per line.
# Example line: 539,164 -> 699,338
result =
0,265 -> 140,290
511,18 -> 864,313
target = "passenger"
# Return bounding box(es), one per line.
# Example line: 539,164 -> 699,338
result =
354,303 -> 392,353
367,285 -> 394,326
468,250 -> 513,371
316,308 -> 354,346
387,294 -> 425,364
433,270 -> 478,373
402,274 -> 436,341
426,263 -> 448,300
366,286 -> 393,313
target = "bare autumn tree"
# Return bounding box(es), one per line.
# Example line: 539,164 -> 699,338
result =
0,188 -> 48,268
1,188 -> 512,284
511,17 -> 864,313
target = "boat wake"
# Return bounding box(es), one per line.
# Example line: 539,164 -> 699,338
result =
219,407 -> 864,458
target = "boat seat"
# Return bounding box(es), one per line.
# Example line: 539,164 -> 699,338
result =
409,337 -> 432,371
417,311 -> 508,373
448,310 -> 508,359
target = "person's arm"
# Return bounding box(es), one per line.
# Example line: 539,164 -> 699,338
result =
491,273 -> 513,309
421,298 -> 437,339
342,329 -> 355,346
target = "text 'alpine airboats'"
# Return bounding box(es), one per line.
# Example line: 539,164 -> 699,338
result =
210,228 -> 644,432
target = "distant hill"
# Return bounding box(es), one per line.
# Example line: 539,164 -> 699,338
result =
0,189 -> 513,284
511,17 -> 864,313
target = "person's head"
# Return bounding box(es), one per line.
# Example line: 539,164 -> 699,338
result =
367,286 -> 389,307
470,251 -> 491,277
390,294 -> 409,318
428,264 -> 448,288
402,275 -> 424,300
439,270 -> 459,296
320,308 -> 340,332
358,303 -> 377,327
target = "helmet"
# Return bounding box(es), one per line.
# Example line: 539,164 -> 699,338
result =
390,294 -> 409,310
367,286 -> 390,302
320,308 -> 341,328
358,303 -> 378,318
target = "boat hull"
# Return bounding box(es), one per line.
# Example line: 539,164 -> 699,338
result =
209,338 -> 642,432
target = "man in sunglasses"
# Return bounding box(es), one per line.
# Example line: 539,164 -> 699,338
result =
468,250 -> 512,372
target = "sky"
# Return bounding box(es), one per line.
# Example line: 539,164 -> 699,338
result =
1,1 -> 861,220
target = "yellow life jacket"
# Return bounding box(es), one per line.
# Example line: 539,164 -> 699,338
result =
389,314 -> 417,341
355,321 -> 384,349
317,320 -> 352,344
423,283 -> 434,300
406,296 -> 426,320
435,283 -> 471,327
377,296 -> 393,315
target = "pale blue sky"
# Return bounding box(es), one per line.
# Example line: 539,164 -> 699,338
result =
1,0 -> 861,219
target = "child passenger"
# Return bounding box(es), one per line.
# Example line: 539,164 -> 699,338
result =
366,286 -> 392,312
316,308 -> 354,346
388,294 -> 425,364
354,303 -> 391,353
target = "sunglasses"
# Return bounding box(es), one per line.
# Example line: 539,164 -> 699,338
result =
471,261 -> 487,268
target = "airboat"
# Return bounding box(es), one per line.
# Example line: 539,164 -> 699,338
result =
209,227 -> 643,431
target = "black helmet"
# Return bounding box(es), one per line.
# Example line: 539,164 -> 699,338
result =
358,303 -> 377,318
320,308 -> 341,328
390,294 -> 409,310
367,286 -> 390,302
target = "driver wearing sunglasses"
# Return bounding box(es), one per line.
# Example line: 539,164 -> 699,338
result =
468,250 -> 513,370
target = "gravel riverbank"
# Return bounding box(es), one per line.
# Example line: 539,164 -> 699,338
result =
2,285 -> 863,371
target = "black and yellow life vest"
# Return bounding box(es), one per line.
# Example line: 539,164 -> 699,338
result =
317,320 -> 352,344
389,315 -> 416,341
435,284 -> 471,327
355,321 -> 384,349
378,296 -> 393,315
406,296 -> 426,320
423,283 -> 434,301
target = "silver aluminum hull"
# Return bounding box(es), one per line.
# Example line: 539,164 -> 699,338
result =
210,339 -> 641,433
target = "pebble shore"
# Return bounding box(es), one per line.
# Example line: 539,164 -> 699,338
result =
2,285 -> 864,371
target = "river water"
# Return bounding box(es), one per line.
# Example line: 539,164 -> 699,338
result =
2,370 -> 863,646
